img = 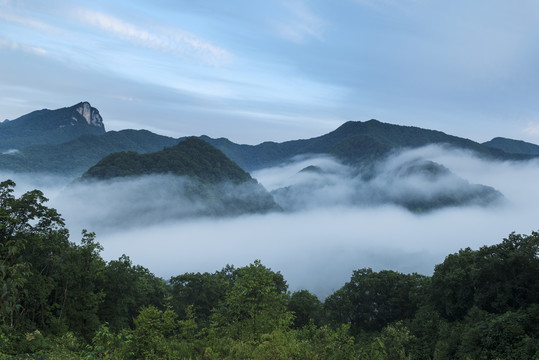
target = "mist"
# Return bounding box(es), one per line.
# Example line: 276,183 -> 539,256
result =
256,148 -> 503,212
2,145 -> 539,298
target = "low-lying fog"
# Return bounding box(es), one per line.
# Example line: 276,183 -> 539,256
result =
4,145 -> 539,297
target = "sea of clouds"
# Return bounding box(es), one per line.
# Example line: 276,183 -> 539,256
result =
3,145 -> 539,297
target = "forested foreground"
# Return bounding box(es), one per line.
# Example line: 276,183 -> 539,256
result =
1,180 -> 538,359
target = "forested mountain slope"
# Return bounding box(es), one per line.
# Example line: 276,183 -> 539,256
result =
0,129 -> 181,175
79,137 -> 280,218
82,136 -> 252,184
203,120 -> 533,171
483,136 -> 539,156
0,102 -> 105,150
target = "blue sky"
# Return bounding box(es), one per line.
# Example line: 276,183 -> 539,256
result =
1,0 -> 539,144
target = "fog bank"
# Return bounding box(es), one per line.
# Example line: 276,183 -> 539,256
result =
2,145 -> 539,297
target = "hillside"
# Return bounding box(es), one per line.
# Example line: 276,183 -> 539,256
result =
82,137 -> 252,184
0,129 -> 181,175
203,120 -> 532,171
483,137 -> 539,156
0,102 -> 105,150
79,137 -> 279,218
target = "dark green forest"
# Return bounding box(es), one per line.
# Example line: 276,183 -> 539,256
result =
81,137 -> 253,184
1,180 -> 538,359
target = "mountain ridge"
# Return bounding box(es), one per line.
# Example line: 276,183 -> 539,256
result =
0,102 -> 105,150
1,103 -> 538,177
202,119 -> 534,171
483,137 -> 539,156
0,129 -> 181,175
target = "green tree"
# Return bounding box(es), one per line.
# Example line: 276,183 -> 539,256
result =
0,179 -> 66,331
99,255 -> 167,331
473,232 -> 539,313
168,266 -> 234,327
431,248 -> 477,321
431,232 -> 539,320
212,260 -> 292,341
56,230 -> 105,340
325,268 -> 427,334
288,290 -> 323,328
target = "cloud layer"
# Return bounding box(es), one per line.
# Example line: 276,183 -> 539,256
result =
3,146 -> 538,297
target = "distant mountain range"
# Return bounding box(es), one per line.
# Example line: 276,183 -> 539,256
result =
0,102 -> 537,214
203,120 -> 535,171
1,103 -> 537,176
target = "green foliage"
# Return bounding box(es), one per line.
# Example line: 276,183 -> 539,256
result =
431,247 -> 477,321
288,290 -> 323,328
432,232 -> 539,321
127,305 -> 179,359
0,179 -> 65,332
99,255 -> 166,331
83,137 -> 252,184
168,266 -> 233,327
212,260 -> 292,342
325,268 -> 427,334
1,180 -> 538,359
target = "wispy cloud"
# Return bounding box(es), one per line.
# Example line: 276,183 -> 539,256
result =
275,0 -> 325,43
0,37 -> 47,56
352,0 -> 420,12
75,8 -> 231,66
0,8 -> 58,34
524,121 -> 539,137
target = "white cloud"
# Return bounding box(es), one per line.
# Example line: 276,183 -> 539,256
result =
524,121 -> 539,137
275,0 -> 325,43
0,37 -> 47,56
76,8 -> 230,66
0,9 -> 58,34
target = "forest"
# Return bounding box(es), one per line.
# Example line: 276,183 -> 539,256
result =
1,179 -> 538,359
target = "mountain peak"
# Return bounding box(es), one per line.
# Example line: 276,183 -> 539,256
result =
73,101 -> 104,128
82,136 -> 254,184
0,101 -> 106,150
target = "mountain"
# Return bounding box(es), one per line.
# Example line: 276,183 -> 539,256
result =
483,137 -> 539,156
0,129 -> 181,175
0,102 -> 105,151
1,104 -> 536,179
80,137 -> 279,217
203,120 -> 532,171
270,158 -> 503,213
82,137 -> 252,183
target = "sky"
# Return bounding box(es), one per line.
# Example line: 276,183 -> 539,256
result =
1,0 -> 539,145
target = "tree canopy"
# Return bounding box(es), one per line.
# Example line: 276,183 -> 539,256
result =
1,179 -> 538,359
